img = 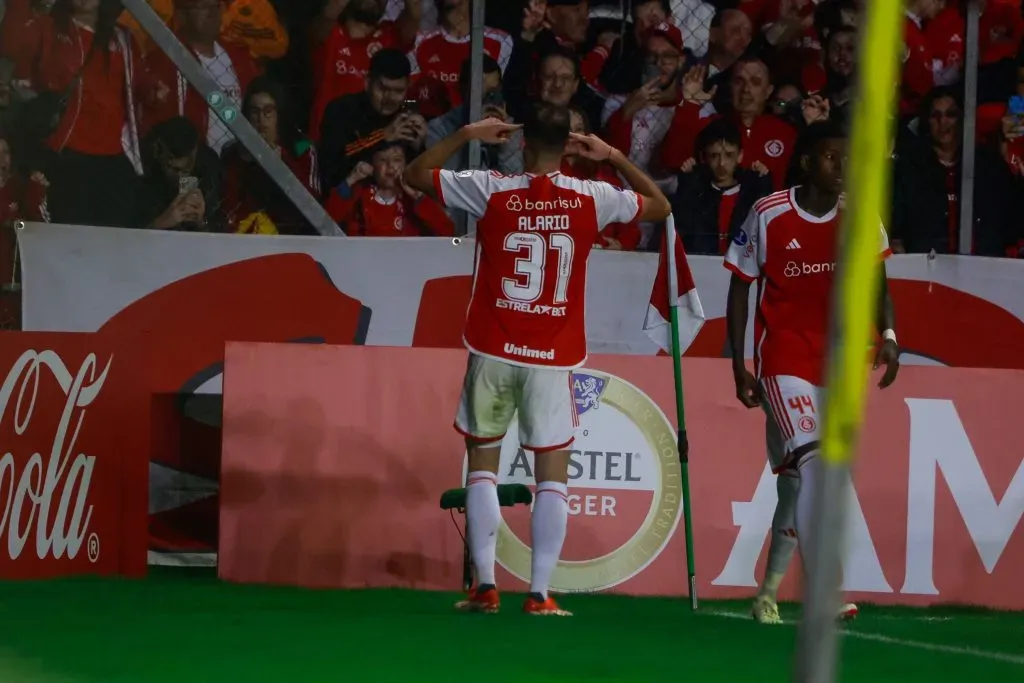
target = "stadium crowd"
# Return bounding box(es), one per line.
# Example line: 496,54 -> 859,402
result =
0,0 -> 1022,254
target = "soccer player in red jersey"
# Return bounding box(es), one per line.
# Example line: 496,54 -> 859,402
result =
405,105 -> 671,616
723,121 -> 901,625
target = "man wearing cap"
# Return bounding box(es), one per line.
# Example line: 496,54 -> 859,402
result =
601,21 -> 686,248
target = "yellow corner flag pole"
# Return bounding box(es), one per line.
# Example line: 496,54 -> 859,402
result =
793,1 -> 904,682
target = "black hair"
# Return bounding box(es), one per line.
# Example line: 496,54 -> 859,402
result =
631,0 -> 669,17
825,24 -> 857,51
141,116 -> 199,176
243,75 -> 300,151
368,48 -> 412,82
51,0 -> 122,67
459,55 -> 502,89
567,103 -> 592,133
917,85 -> 963,144
538,46 -> 581,80
732,54 -> 772,82
797,119 -> 848,160
695,118 -> 742,157
523,103 -> 571,154
815,0 -> 857,39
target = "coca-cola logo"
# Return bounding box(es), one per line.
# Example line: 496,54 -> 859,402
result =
0,350 -> 111,564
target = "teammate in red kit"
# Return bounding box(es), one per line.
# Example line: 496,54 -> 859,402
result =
723,121 -> 900,625
405,105 -> 671,616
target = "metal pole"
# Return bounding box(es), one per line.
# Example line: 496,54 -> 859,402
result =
466,0 -> 485,168
959,0 -> 980,255
459,0 -> 485,237
120,0 -> 343,237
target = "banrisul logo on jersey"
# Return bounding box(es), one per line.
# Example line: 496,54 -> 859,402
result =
496,370 -> 682,592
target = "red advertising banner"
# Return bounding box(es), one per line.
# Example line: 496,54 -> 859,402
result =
0,334 -> 149,579
219,343 -> 1024,609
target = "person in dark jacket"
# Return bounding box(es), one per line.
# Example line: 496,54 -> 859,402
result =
317,48 -> 426,191
672,118 -> 773,255
891,86 -> 1020,257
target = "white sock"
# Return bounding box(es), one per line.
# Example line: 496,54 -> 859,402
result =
761,474 -> 800,600
530,481 -> 569,599
465,471 -> 500,587
795,454 -> 823,578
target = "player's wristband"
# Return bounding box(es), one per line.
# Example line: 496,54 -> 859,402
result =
882,329 -> 897,345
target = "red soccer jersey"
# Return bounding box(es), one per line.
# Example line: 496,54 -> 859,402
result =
410,27 -> 512,106
724,188 -> 892,386
310,21 -> 402,138
432,169 -> 642,369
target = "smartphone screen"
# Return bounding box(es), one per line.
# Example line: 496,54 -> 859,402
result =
178,175 -> 199,196
401,99 -> 418,115
1009,96 -> 1024,117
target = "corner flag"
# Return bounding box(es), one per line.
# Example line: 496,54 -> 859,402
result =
642,216 -> 703,609
643,221 -> 705,354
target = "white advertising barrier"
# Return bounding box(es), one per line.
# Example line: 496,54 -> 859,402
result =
17,223 -> 1024,368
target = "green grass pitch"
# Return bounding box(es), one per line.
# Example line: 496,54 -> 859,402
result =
2,568 -> 1021,682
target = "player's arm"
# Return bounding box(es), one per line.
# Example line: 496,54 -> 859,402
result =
726,275 -> 759,408
874,263 -> 900,388
724,208 -> 762,408
405,118 -> 522,202
568,133 -> 671,222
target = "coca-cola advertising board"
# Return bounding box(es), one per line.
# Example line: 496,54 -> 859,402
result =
0,335 -> 148,579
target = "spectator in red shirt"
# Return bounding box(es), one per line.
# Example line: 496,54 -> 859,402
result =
220,76 -> 322,235
323,140 -> 453,237
0,134 -> 49,225
409,0 -> 512,109
9,0 -> 145,228
603,22 -> 687,182
902,0 -> 946,117
660,57 -> 827,190
562,104 -> 641,251
672,116 -> 773,256
309,0 -> 420,138
0,133 -> 48,329
144,0 -> 260,156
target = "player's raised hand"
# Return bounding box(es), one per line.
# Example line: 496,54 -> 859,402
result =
874,339 -> 900,388
568,133 -> 614,161
733,366 -> 761,408
464,117 -> 522,144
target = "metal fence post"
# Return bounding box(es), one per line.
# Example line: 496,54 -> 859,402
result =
959,0 -> 980,255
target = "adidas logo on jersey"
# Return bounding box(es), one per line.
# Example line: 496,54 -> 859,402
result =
786,239 -> 801,250
429,54 -> 441,63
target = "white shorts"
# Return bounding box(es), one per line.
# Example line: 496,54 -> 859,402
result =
760,375 -> 822,473
454,353 -> 578,452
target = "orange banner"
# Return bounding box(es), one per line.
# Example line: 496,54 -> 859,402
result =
219,343 -> 1024,609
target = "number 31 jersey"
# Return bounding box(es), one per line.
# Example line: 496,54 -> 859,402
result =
433,169 -> 642,369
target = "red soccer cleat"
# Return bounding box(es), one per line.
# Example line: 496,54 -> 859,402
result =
523,594 -> 573,616
454,585 -> 500,614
